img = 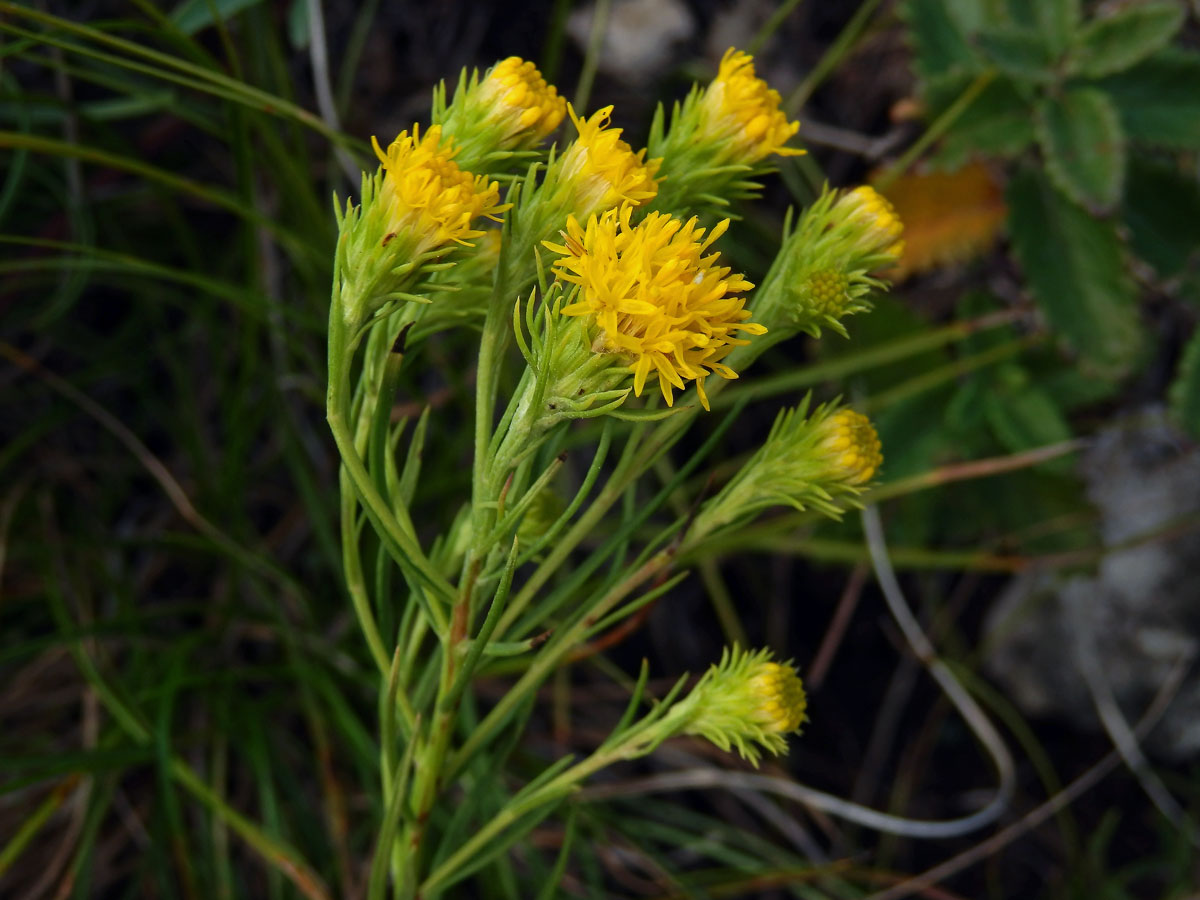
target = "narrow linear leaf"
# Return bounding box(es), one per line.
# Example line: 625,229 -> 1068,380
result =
1096,48 -> 1200,148
169,0 -> 267,35
1068,1 -> 1185,79
1169,328 -> 1200,439
901,0 -> 982,83
1036,88 -> 1125,213
287,0 -> 311,49
1007,168 -> 1141,375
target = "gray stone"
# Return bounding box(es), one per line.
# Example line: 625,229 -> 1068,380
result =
567,0 -> 695,84
983,408 -> 1200,760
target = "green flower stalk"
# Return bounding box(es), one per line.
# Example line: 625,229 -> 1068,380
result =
470,104 -> 663,471
648,48 -> 803,218
690,397 -> 883,541
433,56 -> 567,174
491,203 -> 766,495
422,647 -> 808,892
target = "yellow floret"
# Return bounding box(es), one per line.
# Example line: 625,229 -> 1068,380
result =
748,661 -> 808,733
698,49 -> 802,163
837,186 -> 905,259
545,206 -> 764,409
558,105 -> 661,216
478,57 -> 566,144
371,124 -> 508,256
818,408 -> 883,484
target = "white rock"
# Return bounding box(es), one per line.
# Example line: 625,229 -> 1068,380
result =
983,408 -> 1200,760
567,0 -> 695,83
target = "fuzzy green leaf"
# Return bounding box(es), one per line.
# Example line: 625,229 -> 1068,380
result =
947,0 -> 994,32
1122,157 -> 1200,279
1033,0 -> 1082,55
1007,168 -> 1142,375
902,0 -> 982,82
974,26 -> 1057,83
1169,328 -> 1200,439
930,73 -> 1036,166
983,375 -> 1073,466
1036,88 -> 1125,212
1068,1 -> 1185,79
1096,49 -> 1200,148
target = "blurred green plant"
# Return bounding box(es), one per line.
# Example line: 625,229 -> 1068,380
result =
901,0 -> 1200,432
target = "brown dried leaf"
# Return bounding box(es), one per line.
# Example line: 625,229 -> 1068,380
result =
878,163 -> 1007,281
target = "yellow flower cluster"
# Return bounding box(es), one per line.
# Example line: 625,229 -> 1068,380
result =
817,408 -> 883,484
836,186 -> 905,259
747,660 -> 808,734
558,106 -> 661,216
546,205 -> 764,409
477,56 -> 567,145
371,124 -> 508,255
698,49 -> 802,163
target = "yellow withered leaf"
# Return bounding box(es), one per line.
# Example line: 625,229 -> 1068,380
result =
878,163 -> 1007,281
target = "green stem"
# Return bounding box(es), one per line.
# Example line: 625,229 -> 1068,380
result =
422,703 -> 688,895
491,430 -> 641,639
698,558 -> 750,649
340,466 -> 391,675
748,0 -> 805,55
786,0 -> 885,114
327,308 -> 454,625
863,334 -> 1040,413
710,310 -> 1022,410
873,70 -> 997,192
0,777 -> 77,878
445,550 -> 673,782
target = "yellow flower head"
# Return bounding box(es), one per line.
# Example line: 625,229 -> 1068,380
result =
679,647 -> 807,765
558,105 -> 661,216
698,49 -> 802,163
748,660 -> 808,734
836,185 -> 905,259
371,124 -> 508,256
817,408 -> 882,484
477,56 -> 566,146
545,206 -> 764,409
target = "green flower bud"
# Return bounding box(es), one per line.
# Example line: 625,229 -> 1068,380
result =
748,184 -> 905,342
433,57 -> 567,174
690,397 -> 882,540
673,647 -> 808,765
